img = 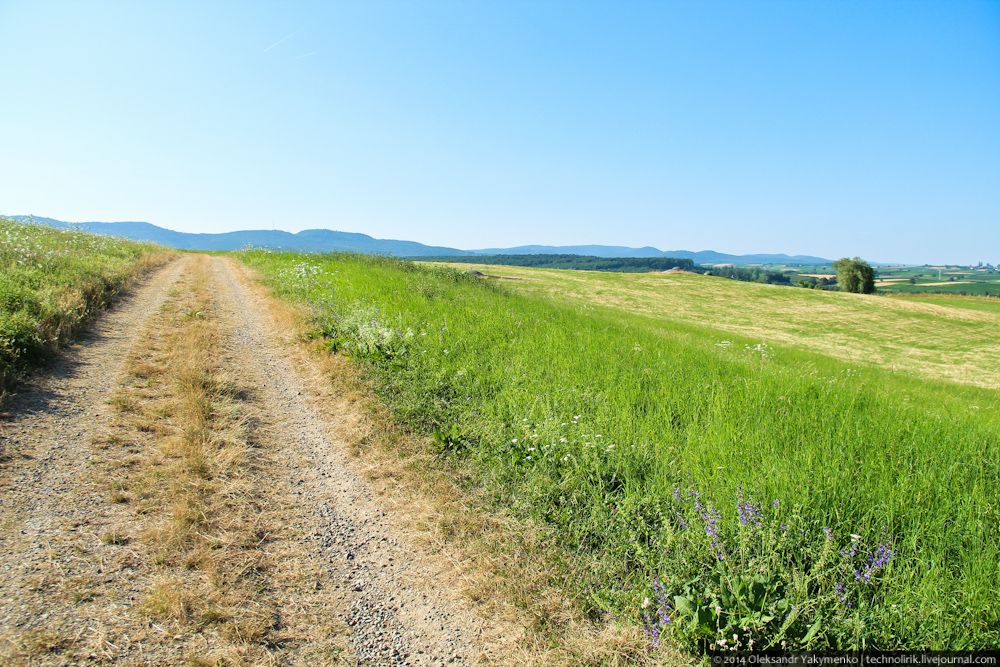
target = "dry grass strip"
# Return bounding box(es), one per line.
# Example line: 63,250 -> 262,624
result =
108,257 -> 349,665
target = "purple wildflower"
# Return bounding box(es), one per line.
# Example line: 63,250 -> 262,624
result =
738,500 -> 762,526
855,543 -> 893,584
824,526 -> 833,541
698,504 -> 724,559
642,578 -> 672,651
772,499 -> 780,508
834,581 -> 853,608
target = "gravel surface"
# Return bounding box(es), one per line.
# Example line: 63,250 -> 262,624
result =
0,255 -> 488,665
0,257 -> 188,663
212,257 -> 483,666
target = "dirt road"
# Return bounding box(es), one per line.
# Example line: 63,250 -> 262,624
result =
0,255 -> 488,665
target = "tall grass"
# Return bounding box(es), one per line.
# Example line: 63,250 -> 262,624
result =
239,250 -> 1000,652
0,217 -> 166,395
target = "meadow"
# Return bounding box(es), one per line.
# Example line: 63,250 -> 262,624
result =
0,218 -> 165,396
440,263 -> 1000,389
240,250 -> 1000,653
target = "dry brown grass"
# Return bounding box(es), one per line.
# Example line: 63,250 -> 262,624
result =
128,261 -> 278,660
99,256 -> 349,664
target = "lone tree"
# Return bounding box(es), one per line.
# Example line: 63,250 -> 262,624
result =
833,257 -> 876,294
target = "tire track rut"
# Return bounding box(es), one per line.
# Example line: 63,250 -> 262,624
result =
0,257 -> 187,661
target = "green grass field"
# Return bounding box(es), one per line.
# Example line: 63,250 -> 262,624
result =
0,218 -> 166,396
240,251 -> 999,653
886,293 -> 1000,314
439,262 -> 1000,389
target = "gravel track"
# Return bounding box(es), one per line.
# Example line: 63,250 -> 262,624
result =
0,254 -> 488,665
211,256 -> 484,666
0,257 -> 188,662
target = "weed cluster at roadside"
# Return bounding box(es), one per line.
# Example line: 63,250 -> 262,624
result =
0,218 -> 164,396
239,250 -> 999,653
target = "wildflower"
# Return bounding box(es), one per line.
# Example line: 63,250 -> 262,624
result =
699,504 -> 723,558
824,526 -> 833,540
511,438 -> 518,443
840,542 -> 859,558
856,543 -> 893,583
772,499 -> 780,508
738,500 -> 762,526
641,578 -> 672,650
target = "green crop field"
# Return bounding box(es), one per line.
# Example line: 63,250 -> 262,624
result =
240,250 -> 1000,653
0,218 -> 166,395
869,266 -> 1000,297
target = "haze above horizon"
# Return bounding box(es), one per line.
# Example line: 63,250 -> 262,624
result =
1,1 -> 997,264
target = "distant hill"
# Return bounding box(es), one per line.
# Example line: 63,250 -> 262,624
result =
6,215 -> 473,257
470,244 -> 831,265
5,215 -> 832,264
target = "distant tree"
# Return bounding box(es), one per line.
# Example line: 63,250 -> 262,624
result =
833,257 -> 876,294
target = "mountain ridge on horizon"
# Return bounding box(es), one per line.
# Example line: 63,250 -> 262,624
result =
5,215 -> 834,265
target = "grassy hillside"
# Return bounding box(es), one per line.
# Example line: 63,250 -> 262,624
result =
440,263 -> 1000,389
239,251 -> 999,653
0,218 -> 167,396
887,293 -> 1000,314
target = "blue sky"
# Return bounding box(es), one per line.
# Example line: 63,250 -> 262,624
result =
1,1 -> 997,263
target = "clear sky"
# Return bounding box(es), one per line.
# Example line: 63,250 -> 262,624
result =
1,1 -> 998,263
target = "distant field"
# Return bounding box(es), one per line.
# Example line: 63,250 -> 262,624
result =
241,251 -> 999,652
442,263 -> 1000,389
0,218 -> 165,395
867,266 -> 1000,296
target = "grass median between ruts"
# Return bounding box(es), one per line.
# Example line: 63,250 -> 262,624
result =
238,250 -> 999,654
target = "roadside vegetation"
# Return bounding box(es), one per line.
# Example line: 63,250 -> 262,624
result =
0,217 -> 167,397
239,250 -> 999,654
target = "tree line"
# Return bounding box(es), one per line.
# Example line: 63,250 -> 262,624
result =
416,254 -> 879,294
419,254 -> 697,272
